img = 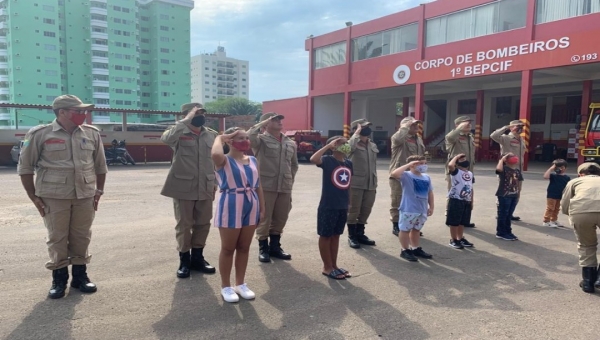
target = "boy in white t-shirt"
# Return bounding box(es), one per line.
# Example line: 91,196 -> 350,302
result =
446,153 -> 475,249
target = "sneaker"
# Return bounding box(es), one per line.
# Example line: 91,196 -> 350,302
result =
460,238 -> 474,247
221,287 -> 239,303
234,283 -> 256,300
449,239 -> 464,249
542,222 -> 554,227
412,247 -> 433,259
495,234 -> 517,241
553,221 -> 563,227
509,233 -> 519,240
400,249 -> 418,262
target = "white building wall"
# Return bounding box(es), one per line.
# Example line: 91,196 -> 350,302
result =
366,98 -> 396,137
314,94 -> 344,136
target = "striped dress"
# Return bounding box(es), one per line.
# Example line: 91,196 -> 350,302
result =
214,156 -> 260,228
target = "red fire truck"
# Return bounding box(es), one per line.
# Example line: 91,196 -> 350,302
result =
284,130 -> 323,161
582,103 -> 600,164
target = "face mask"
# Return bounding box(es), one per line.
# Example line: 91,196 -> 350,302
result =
223,144 -> 230,154
335,143 -> 351,156
359,127 -> 372,136
70,113 -> 87,126
515,127 -> 523,134
415,164 -> 428,173
231,140 -> 250,152
191,115 -> 205,127
457,160 -> 470,168
554,168 -> 562,174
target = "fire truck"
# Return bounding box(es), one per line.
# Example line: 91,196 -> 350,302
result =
581,103 -> 600,164
284,130 -> 323,161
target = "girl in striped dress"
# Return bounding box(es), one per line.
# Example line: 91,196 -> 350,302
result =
211,127 -> 265,303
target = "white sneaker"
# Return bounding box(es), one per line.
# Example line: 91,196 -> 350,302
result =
234,283 -> 256,300
542,222 -> 554,227
553,221 -> 563,227
221,287 -> 239,303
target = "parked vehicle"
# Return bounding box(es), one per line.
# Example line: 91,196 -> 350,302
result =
284,130 -> 323,161
582,103 -> 600,164
105,139 -> 135,165
10,141 -> 24,164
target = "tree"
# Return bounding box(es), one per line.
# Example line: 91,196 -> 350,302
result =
204,98 -> 262,117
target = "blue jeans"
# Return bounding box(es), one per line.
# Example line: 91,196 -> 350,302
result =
497,196 -> 518,236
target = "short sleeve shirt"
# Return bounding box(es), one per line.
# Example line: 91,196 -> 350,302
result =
495,166 -> 523,197
547,173 -> 571,199
317,155 -> 353,209
448,168 -> 475,201
399,171 -> 432,215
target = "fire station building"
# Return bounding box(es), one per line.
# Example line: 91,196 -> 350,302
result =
263,0 -> 600,169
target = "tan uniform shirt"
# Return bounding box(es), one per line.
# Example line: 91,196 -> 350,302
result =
349,135 -> 378,190
445,129 -> 475,171
561,175 -> 600,215
248,124 -> 298,193
490,128 -> 527,169
160,118 -> 217,201
17,120 -> 108,199
389,127 -> 425,174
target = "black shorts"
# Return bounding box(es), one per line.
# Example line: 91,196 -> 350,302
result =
445,198 -> 472,227
317,207 -> 347,237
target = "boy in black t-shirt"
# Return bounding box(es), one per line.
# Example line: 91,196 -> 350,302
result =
310,136 -> 353,280
495,153 -> 524,241
542,159 -> 570,227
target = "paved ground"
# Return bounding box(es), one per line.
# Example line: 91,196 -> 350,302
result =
0,160 -> 598,340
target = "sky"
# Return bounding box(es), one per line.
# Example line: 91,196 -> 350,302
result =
189,0 -> 430,103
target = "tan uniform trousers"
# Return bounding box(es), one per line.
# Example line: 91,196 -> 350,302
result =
389,178 -> 402,223
348,188 -> 377,225
173,198 -> 212,252
571,212 -> 600,267
256,191 -> 292,241
42,197 -> 95,270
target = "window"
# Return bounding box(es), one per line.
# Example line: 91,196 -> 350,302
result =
116,100 -> 124,105
44,44 -> 56,51
160,37 -> 170,42
94,87 -> 109,93
91,14 -> 107,21
124,89 -> 132,94
45,57 -> 57,63
43,18 -> 55,24
426,0 -> 527,47
141,27 -> 149,32
142,103 -> 149,108
242,78 -> 247,81
352,23 -> 418,61
162,92 -> 169,97
160,14 -> 169,19
314,42 -> 347,69
115,53 -> 123,59
142,92 -> 150,97
160,59 -> 169,64
123,31 -> 131,36
45,70 -> 58,76
43,5 -> 55,11
124,66 -> 132,71
536,0 -> 600,23
115,89 -> 124,93
141,60 -> 150,65
94,98 -> 109,105
92,51 -> 108,57
160,48 -> 169,53
161,70 -> 169,75
141,38 -> 150,43
43,31 -> 56,37
161,81 -> 170,86
141,16 -> 149,21
92,62 -> 108,69
114,18 -> 122,24
114,77 -> 123,82
91,1 -> 107,9
93,39 -> 108,45
115,65 -> 123,70
46,83 -> 58,89
93,75 -> 109,81
122,7 -> 130,13
92,26 -> 107,33
113,6 -> 121,11
242,65 -> 246,68
141,49 -> 150,54
160,26 -> 169,31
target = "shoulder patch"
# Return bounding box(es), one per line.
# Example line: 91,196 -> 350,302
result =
27,124 -> 50,135
82,124 -> 99,131
204,127 -> 218,135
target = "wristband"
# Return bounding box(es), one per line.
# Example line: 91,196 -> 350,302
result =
95,189 -> 104,195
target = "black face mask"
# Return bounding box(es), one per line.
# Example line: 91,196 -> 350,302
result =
515,127 -> 523,133
191,115 -> 205,127
457,160 -> 470,168
554,168 -> 562,174
359,127 -> 372,136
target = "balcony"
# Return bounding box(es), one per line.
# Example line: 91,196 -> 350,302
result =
0,22 -> 5,30
92,79 -> 109,87
0,87 -> 8,95
0,8 -> 6,16
91,31 -> 108,40
91,44 -> 108,52
90,7 -> 107,16
0,74 -> 7,81
90,19 -> 107,28
91,56 -> 108,63
91,68 -> 109,75
93,92 -> 109,99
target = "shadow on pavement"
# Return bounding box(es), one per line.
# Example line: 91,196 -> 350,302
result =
6,290 -> 84,340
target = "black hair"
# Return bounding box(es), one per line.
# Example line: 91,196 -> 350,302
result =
552,159 -> 567,168
580,164 -> 600,176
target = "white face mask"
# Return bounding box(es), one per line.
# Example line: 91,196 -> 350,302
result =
415,164 -> 428,173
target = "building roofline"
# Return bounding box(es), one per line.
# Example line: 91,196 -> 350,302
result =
137,0 -> 194,9
0,103 -> 231,117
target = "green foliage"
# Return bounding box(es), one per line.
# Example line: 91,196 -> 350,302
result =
203,98 -> 263,117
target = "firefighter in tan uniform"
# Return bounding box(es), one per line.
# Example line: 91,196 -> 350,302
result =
560,162 -> 600,293
389,117 -> 425,236
445,116 -> 476,188
161,103 -> 217,278
490,120 -> 527,221
347,119 -> 378,249
248,112 -> 298,262
18,95 -> 107,299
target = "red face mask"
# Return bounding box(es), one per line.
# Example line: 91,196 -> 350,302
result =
70,113 -> 87,126
231,140 -> 250,152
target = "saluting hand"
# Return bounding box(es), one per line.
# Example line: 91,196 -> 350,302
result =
30,195 -> 46,217
354,123 -> 362,136
328,137 -> 347,149
220,130 -> 240,144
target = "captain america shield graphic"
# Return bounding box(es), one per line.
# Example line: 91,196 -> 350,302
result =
332,166 -> 351,189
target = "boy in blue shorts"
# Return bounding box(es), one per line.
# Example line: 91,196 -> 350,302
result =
446,153 -> 475,249
310,136 -> 353,280
391,155 -> 434,262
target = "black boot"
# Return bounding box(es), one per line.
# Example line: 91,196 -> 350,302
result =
595,265 -> 600,289
356,224 -> 376,246
269,235 -> 292,260
579,267 -> 597,293
177,251 -> 191,278
347,224 -> 360,249
70,264 -> 97,293
48,267 -> 69,299
392,222 -> 399,236
258,239 -> 271,263
191,248 -> 216,274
